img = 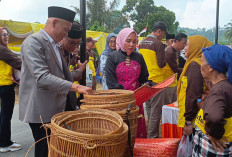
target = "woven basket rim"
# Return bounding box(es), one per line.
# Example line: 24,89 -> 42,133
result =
53,109 -> 123,128
50,109 -> 127,138
52,109 -> 123,121
84,89 -> 134,99
81,100 -> 136,108
50,120 -> 128,139
55,112 -> 123,124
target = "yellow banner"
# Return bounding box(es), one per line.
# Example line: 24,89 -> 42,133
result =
0,20 -> 147,56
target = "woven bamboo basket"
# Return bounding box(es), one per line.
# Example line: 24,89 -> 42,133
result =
117,106 -> 140,157
80,106 -> 140,157
47,109 -> 128,157
82,90 -> 134,104
52,109 -> 123,135
80,100 -> 136,111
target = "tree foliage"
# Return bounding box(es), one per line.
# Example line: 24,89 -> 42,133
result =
104,10 -> 130,33
122,0 -> 179,35
224,20 -> 232,44
179,27 -> 229,45
72,0 -> 129,33
89,20 -> 106,32
86,0 -> 107,27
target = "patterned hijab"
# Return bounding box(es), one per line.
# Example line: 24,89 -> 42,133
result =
101,33 -> 117,57
177,35 -> 213,97
0,27 -> 7,47
116,28 -> 137,51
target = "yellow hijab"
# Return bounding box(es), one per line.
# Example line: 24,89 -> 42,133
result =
177,35 -> 213,98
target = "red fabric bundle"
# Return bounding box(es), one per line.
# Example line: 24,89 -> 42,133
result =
133,138 -> 181,157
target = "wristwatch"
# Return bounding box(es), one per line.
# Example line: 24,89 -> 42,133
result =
185,121 -> 192,126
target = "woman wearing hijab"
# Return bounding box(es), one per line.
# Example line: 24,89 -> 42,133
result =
100,33 -> 117,89
0,27 -> 22,152
193,45 -> 232,156
177,35 -> 213,136
105,28 -> 149,138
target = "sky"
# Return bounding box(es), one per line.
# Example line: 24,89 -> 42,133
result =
0,0 -> 231,29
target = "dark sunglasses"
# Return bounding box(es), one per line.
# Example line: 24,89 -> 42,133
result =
2,33 -> 10,37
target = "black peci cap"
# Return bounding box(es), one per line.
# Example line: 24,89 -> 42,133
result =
68,22 -> 83,39
166,32 -> 175,40
152,21 -> 167,32
48,6 -> 76,23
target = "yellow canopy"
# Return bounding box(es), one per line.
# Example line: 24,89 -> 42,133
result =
0,20 -> 145,56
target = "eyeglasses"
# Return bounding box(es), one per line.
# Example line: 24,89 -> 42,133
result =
66,38 -> 82,46
2,33 -> 10,37
109,41 -> 116,44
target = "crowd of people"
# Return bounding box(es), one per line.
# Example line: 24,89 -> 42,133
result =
0,5 -> 232,157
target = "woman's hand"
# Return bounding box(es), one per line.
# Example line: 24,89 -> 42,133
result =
183,121 -> 193,136
206,132 -> 228,152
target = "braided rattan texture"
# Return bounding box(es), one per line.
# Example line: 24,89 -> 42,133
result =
81,106 -> 139,157
48,109 -> 128,157
81,90 -> 139,156
118,106 -> 139,156
82,90 -> 134,104
80,100 -> 136,111
53,109 -> 123,135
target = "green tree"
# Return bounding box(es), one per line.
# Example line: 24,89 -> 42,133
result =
72,0 -> 128,33
86,0 -> 107,27
179,27 -> 229,45
122,0 -> 179,35
224,20 -> 232,44
104,10 -> 130,33
89,20 -> 106,32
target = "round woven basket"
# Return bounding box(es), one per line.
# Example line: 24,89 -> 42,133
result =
80,100 -> 136,111
118,107 -> 140,157
47,109 -> 128,157
82,90 -> 134,104
80,106 -> 140,157
53,109 -> 123,135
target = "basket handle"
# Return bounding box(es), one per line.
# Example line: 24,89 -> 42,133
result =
26,123 -> 53,157
83,142 -> 97,150
40,116 -> 51,153
44,123 -> 52,129
137,114 -> 143,119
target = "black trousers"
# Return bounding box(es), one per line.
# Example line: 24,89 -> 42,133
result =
0,84 -> 15,147
29,123 -> 50,157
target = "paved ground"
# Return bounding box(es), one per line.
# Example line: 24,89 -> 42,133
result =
0,85 -> 160,157
1,104 -> 34,157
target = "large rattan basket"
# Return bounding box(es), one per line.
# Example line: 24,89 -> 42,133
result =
52,109 -> 123,135
81,89 -> 140,157
80,106 -> 140,157
47,109 -> 128,157
80,100 -> 136,111
118,106 -> 140,157
82,90 -> 134,104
